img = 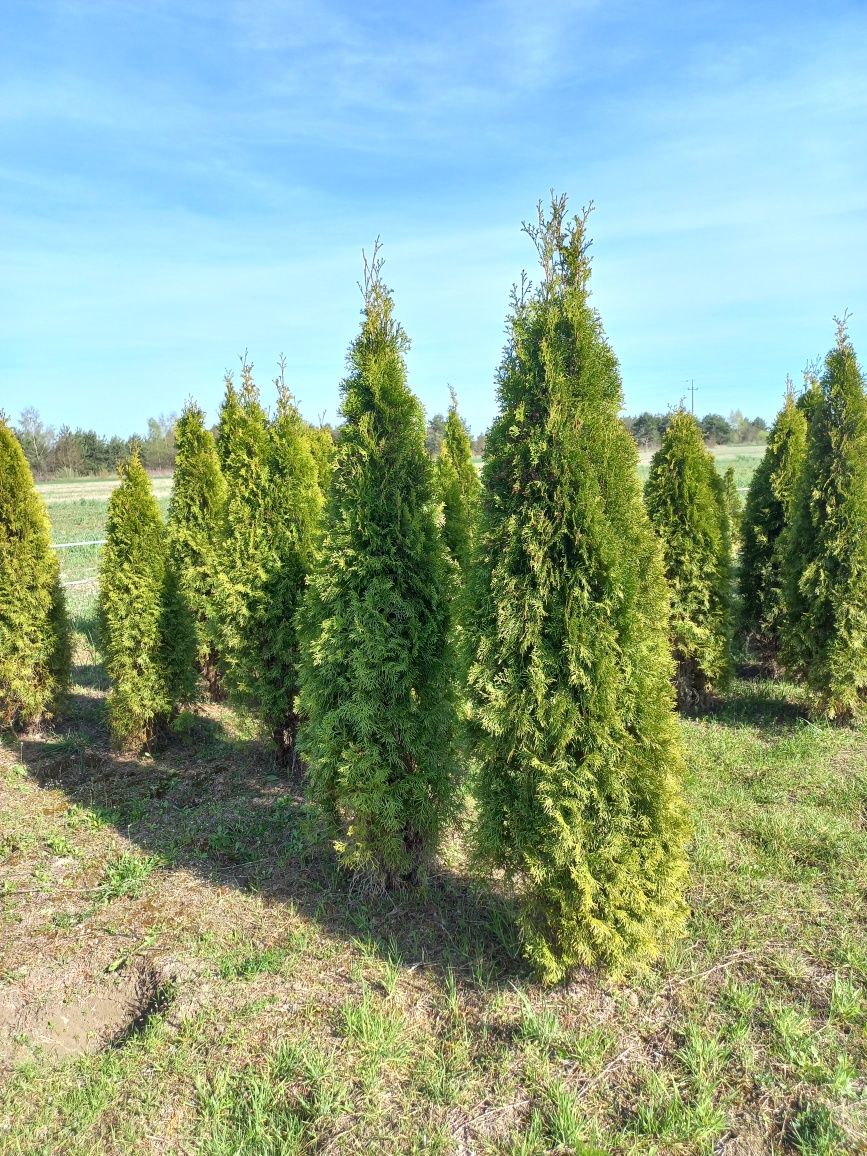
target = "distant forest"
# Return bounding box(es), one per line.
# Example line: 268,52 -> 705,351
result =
11,404 -> 767,479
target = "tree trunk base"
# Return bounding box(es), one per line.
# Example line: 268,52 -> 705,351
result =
674,655 -> 712,714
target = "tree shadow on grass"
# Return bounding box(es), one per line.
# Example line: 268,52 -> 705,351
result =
702,677 -> 811,732
11,700 -> 529,993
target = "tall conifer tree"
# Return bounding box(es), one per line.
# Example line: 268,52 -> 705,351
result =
0,418 -> 70,728
645,409 -> 733,711
781,320 -> 867,719
306,423 -> 337,495
214,364 -> 270,694
434,388 -> 481,575
167,401 -> 227,697
215,363 -> 324,762
722,466 -> 743,553
467,197 -> 688,982
99,453 -> 196,748
740,384 -> 807,654
298,246 -> 458,887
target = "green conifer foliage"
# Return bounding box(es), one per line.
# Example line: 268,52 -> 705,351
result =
722,466 -> 743,553
0,418 -> 70,728
739,386 -> 807,654
306,424 -> 337,495
215,365 -> 323,762
214,366 -> 271,692
645,409 -> 733,711
298,246 -> 458,887
167,401 -> 227,697
433,388 -> 481,575
99,453 -> 196,748
466,197 -> 689,983
781,321 -> 867,720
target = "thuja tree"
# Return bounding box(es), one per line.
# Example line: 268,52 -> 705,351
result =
307,423 -> 337,495
214,364 -> 270,695
433,388 -> 481,575
466,197 -> 688,983
739,383 -> 807,654
722,466 -> 742,553
99,453 -> 196,748
781,320 -> 867,719
0,417 -> 70,728
645,409 -> 733,711
298,246 -> 458,887
215,364 -> 324,762
167,401 -> 227,697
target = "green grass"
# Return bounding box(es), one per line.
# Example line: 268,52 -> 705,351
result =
2,660 -> 864,1154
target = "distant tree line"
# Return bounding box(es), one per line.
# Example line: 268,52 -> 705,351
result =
622,409 -> 768,449
14,400 -> 765,479
14,408 -> 179,478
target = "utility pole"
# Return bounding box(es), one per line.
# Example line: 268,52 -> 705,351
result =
687,379 -> 698,414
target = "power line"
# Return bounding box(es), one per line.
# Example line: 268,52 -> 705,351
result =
687,379 -> 698,414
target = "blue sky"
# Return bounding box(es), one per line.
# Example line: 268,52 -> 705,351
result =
2,0 -> 865,437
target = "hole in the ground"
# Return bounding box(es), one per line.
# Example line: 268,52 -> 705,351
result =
105,959 -> 174,1048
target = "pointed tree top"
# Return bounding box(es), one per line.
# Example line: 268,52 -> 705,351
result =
521,191 -> 594,297
834,309 -> 853,350
358,239 -> 410,353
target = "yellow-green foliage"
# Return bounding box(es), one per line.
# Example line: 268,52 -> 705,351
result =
740,387 -> 807,653
215,367 -> 324,760
299,248 -> 459,887
722,466 -> 742,552
99,454 -> 196,748
645,409 -> 733,711
167,402 -> 227,695
306,424 -> 337,495
781,323 -> 867,720
467,197 -> 689,983
433,388 -> 480,575
0,418 -> 70,728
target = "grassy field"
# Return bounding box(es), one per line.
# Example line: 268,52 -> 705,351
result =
2,454 -> 864,1154
38,477 -> 174,506
637,444 -> 767,490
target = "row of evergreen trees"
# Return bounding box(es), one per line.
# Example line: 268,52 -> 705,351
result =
635,318 -> 867,724
740,326 -> 867,720
3,196 -> 865,982
87,206 -> 690,981
636,343 -> 867,725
